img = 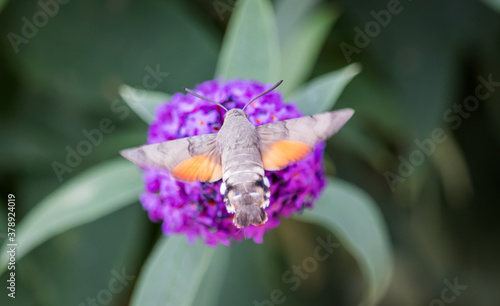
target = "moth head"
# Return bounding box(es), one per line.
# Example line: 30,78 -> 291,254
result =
184,80 -> 283,115
224,108 -> 247,119
234,205 -> 268,228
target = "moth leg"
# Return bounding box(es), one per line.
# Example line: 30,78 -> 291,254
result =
263,176 -> 270,188
221,182 -> 236,213
225,203 -> 236,214
220,182 -> 227,195
261,198 -> 270,209
258,176 -> 271,209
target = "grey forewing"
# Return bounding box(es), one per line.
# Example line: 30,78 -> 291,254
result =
256,109 -> 354,148
186,134 -> 219,156
120,133 -> 219,171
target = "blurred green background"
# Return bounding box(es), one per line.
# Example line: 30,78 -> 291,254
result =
1,0 -> 500,305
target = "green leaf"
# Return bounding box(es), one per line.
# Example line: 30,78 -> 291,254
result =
332,126 -> 395,172
1,1 -> 218,103
295,178 -> 393,305
483,0 -> 500,13
275,0 -> 321,45
215,0 -> 280,82
482,0 -> 500,14
191,245 -> 231,306
131,236 -> 226,306
0,158 -> 143,274
278,6 -> 337,94
288,63 -> 361,115
119,84 -> 171,124
0,0 -> 8,13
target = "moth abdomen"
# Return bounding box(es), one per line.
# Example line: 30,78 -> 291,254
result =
234,205 -> 268,229
222,175 -> 271,228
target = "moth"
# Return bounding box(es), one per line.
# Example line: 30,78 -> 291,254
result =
120,81 -> 354,228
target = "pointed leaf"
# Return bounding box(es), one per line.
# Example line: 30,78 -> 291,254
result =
191,245 -> 231,306
131,236 -> 226,306
119,84 -> 171,124
0,158 -> 143,274
481,0 -> 500,14
215,0 -> 280,82
275,0 -> 321,45
295,178 -> 393,305
279,6 -> 338,94
289,63 -> 361,115
0,0 -> 8,12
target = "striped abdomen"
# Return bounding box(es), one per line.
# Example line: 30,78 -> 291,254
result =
218,124 -> 271,228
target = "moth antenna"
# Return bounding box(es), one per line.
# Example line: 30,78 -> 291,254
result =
242,80 -> 283,111
185,88 -> 228,112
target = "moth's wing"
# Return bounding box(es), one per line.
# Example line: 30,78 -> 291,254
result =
257,108 -> 354,171
120,133 -> 222,182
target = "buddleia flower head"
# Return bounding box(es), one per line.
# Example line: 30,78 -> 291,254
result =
140,79 -> 327,246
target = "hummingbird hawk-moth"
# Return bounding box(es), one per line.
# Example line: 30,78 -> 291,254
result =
120,81 -> 354,228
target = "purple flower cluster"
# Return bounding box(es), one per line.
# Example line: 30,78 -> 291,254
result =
141,79 -> 327,246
